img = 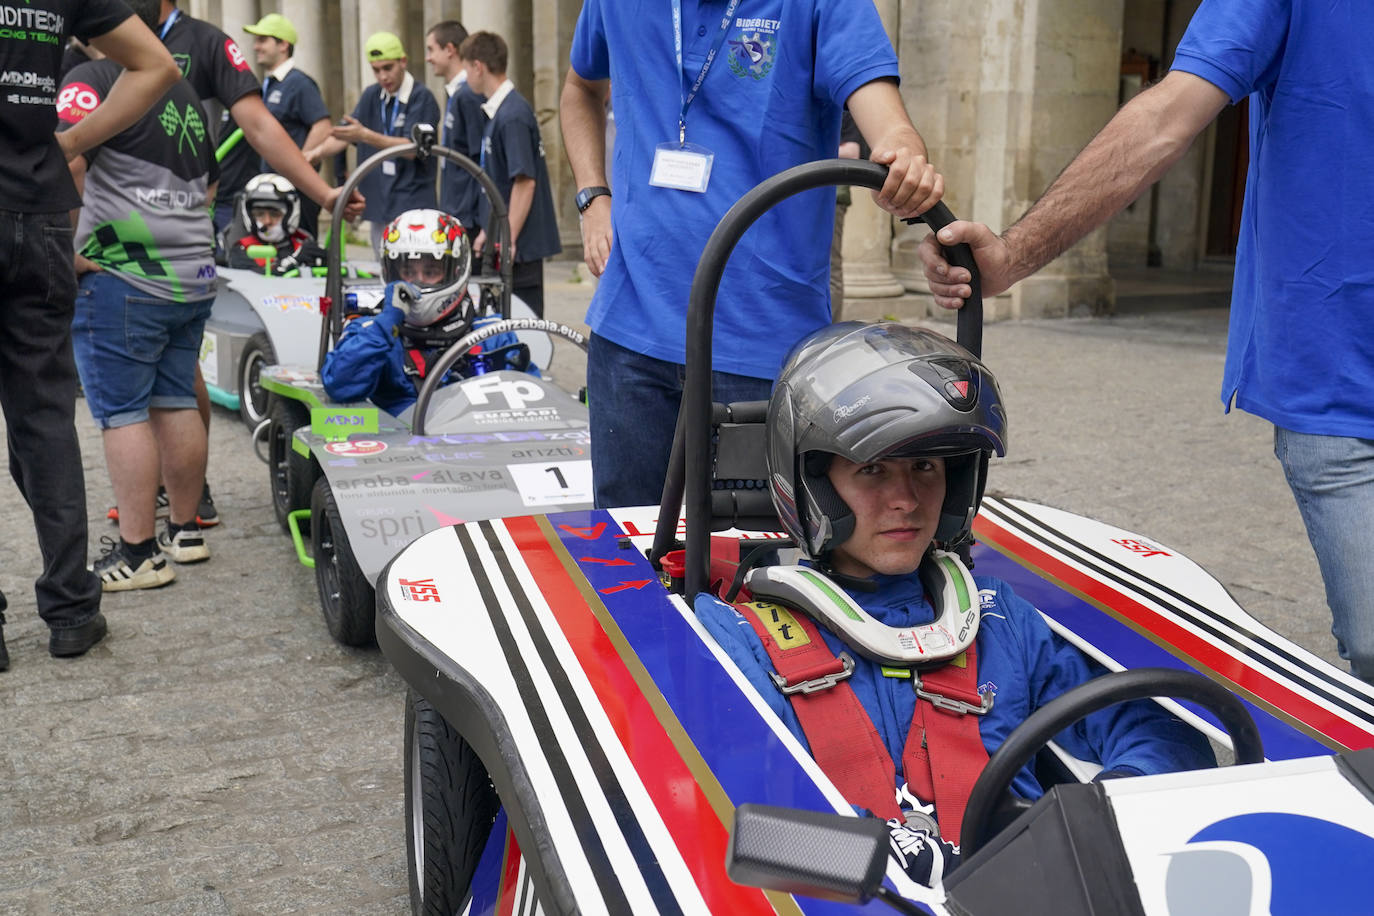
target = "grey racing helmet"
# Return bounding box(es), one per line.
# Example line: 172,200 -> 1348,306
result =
766,322 -> 1008,558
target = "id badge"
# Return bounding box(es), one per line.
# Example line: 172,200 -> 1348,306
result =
382,160 -> 398,176
649,142 -> 713,192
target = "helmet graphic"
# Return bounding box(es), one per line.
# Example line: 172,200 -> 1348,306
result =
380,209 -> 473,336
766,322 -> 1007,558
238,173 -> 300,245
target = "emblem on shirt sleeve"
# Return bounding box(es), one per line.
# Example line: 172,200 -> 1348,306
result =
225,38 -> 249,72
728,18 -> 779,80
57,82 -> 101,123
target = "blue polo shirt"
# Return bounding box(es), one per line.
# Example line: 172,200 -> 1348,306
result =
261,65 -> 330,167
477,86 -> 562,264
352,75 -> 440,225
570,0 -> 898,379
1172,0 -> 1374,439
440,82 -> 487,230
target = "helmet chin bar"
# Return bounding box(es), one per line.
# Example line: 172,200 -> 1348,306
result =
744,549 -> 980,666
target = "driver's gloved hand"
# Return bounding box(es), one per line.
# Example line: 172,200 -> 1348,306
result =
885,817 -> 961,887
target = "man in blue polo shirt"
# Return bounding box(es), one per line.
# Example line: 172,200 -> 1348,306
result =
425,19 -> 484,232
919,1 -> 1374,684
236,13 -> 331,237
307,32 -> 439,256
461,31 -> 561,317
560,0 -> 944,510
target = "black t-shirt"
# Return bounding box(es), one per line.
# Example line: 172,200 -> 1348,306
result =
0,0 -> 132,212
158,10 -> 257,117
478,88 -> 561,263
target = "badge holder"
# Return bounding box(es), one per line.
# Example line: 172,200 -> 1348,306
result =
650,141 -> 714,193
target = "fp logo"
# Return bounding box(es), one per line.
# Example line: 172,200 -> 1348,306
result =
398,578 -> 440,603
462,376 -> 544,410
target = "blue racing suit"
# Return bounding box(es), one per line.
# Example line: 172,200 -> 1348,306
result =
321,283 -> 529,415
696,570 -> 1215,878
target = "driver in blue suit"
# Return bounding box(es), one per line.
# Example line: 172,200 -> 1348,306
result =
695,322 -> 1214,884
321,207 -> 529,415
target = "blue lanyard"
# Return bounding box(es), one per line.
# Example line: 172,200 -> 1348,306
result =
671,0 -> 739,145
381,93 -> 402,136
158,8 -> 180,40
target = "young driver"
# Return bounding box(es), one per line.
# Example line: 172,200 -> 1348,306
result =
695,322 -> 1214,885
225,173 -> 326,275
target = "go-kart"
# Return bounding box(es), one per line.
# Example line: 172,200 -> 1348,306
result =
258,124 -> 593,648
376,161 -> 1374,915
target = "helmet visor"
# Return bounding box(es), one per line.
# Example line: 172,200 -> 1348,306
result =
384,253 -> 457,290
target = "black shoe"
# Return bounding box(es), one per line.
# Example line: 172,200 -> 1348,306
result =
197,482 -> 219,527
0,592 -> 9,673
50,612 -> 107,658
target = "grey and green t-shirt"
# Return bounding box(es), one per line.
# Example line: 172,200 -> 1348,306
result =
58,59 -> 218,303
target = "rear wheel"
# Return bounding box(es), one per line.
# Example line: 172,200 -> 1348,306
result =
238,331 -> 275,428
311,476 -> 375,646
268,397 -> 313,532
405,690 -> 499,915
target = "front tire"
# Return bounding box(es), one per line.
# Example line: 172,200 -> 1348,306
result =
268,397 -> 313,532
405,690 -> 499,916
311,476 -> 375,646
238,331 -> 275,429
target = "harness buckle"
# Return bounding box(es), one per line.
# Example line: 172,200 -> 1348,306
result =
770,651 -> 856,695
913,670 -> 994,715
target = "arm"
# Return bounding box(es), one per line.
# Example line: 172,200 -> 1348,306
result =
67,154 -> 103,276
57,17 -> 180,161
845,79 -> 942,219
506,176 -> 535,262
919,71 -> 1229,307
231,94 -> 365,220
321,301 -> 406,404
301,117 -> 333,159
559,69 -> 612,276
304,134 -> 348,166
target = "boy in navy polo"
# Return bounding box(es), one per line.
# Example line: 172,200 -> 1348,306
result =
306,32 -> 439,255
459,32 -> 561,317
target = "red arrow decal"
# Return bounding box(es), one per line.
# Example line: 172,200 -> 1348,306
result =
559,523 -> 607,540
580,556 -> 634,566
598,579 -> 653,595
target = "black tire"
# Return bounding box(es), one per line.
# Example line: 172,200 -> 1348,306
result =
405,690 -> 499,916
237,331 -> 275,429
310,476 -> 376,647
268,397 -> 314,532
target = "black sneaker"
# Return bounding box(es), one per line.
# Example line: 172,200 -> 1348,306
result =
197,483 -> 219,528
158,522 -> 209,564
0,591 -> 9,673
92,537 -> 176,591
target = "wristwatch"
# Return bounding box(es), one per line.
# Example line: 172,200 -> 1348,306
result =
575,186 -> 612,214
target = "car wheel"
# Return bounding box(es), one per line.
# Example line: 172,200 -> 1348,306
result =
268,397 -> 314,532
405,689 -> 499,916
311,476 -> 376,646
238,331 -> 275,429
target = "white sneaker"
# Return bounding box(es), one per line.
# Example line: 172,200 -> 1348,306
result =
157,524 -> 210,564
93,537 -> 176,591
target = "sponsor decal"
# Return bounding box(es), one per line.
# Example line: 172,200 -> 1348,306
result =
461,376 -> 546,411
398,577 -> 440,603
753,601 -> 811,649
56,81 -> 99,123
358,510 -> 428,546
407,429 -> 590,446
2,70 -> 55,91
1112,537 -> 1171,559
324,439 -> 387,456
833,394 -> 872,422
225,38 -> 249,72
728,18 -> 778,80
333,468 -> 504,491
0,6 -> 66,39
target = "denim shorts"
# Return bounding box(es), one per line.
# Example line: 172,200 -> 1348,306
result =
72,271 -> 214,429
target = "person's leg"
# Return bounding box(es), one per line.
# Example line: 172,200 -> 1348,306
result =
588,334 -> 683,509
512,259 -> 544,318
149,299 -> 212,544
1274,426 -> 1374,681
103,422 -> 161,543
830,199 -> 848,320
0,211 -> 101,630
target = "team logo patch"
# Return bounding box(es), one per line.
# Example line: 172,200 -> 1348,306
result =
56,82 -> 100,123
158,101 -> 206,154
225,38 -> 249,72
728,17 -> 779,80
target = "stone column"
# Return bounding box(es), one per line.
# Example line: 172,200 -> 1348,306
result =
533,0 -> 583,255
460,0 -> 523,90
279,0 -> 326,100
838,0 -> 906,310
216,0 -> 258,39
356,0 -> 406,94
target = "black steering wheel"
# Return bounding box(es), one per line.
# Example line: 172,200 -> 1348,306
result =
410,317 -> 589,436
958,667 -> 1264,857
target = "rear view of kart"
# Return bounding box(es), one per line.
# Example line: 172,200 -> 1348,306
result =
258,124 -> 593,647
378,161 -> 1374,915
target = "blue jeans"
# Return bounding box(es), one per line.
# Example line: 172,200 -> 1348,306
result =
1274,426 -> 1374,680
588,333 -> 773,509
72,273 -> 213,429
0,210 -> 101,629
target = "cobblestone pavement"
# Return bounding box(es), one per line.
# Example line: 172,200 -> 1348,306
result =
0,262 -> 1337,914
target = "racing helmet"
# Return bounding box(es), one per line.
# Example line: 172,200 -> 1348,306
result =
238,173 -> 300,244
381,209 -> 473,334
766,322 -> 1008,558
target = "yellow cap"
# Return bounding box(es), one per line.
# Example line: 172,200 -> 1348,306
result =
364,31 -> 406,62
243,13 -> 297,46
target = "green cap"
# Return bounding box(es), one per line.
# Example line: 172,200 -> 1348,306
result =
243,13 -> 297,46
364,31 -> 406,62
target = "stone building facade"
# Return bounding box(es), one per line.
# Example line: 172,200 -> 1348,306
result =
185,0 -> 1238,320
